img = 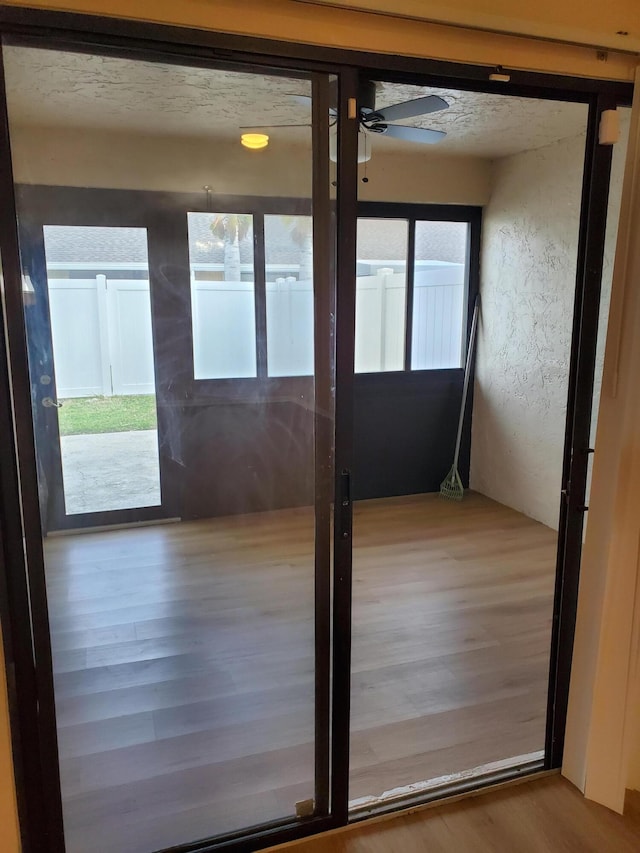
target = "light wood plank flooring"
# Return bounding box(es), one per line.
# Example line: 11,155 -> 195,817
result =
45,492 -> 557,853
271,776 -> 640,852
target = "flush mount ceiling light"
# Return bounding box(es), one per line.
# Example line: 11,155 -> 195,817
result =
241,132 -> 269,150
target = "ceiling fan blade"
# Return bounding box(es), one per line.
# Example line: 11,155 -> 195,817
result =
376,124 -> 446,144
239,124 -> 311,129
286,94 -> 338,116
375,95 -> 448,122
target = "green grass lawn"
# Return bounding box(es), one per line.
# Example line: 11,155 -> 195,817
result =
58,395 -> 158,436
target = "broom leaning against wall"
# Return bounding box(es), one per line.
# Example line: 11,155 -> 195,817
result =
440,293 -> 480,501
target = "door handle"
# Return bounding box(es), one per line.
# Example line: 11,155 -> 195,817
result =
42,396 -> 63,408
339,469 -> 351,540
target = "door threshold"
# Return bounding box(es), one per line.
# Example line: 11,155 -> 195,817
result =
349,750 -> 546,820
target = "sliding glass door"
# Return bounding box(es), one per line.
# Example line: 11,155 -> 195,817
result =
0,21 -> 631,853
2,42 -> 337,852
346,74 -> 622,815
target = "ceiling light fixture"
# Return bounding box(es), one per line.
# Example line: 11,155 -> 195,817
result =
329,131 -> 371,163
241,132 -> 269,150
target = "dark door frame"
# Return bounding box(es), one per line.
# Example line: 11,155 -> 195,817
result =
544,89 -> 619,768
17,204 -> 171,531
0,7 -> 633,853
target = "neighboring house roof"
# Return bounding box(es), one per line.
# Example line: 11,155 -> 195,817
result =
43,213 -> 467,268
44,224 -> 151,264
358,218 -> 467,263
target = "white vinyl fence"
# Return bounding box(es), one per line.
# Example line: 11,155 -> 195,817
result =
267,277 -> 314,377
411,263 -> 466,370
49,261 -> 465,395
355,262 -> 466,373
191,277 -> 257,380
355,268 -> 406,373
48,275 -> 155,398
191,275 -> 316,379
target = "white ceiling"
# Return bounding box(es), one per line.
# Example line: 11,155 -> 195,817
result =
4,46 -> 589,159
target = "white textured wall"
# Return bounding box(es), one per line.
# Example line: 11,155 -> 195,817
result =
471,121 -> 628,530
470,133 -> 585,529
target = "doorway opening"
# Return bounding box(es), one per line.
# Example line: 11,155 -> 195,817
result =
0,20 -> 632,853
41,224 -> 161,516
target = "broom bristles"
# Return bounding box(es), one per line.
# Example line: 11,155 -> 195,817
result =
440,465 -> 464,501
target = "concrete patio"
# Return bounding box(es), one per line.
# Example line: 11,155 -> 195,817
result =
60,429 -> 161,515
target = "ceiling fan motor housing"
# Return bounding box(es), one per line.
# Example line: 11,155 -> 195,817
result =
327,78 -> 377,115
358,80 -> 378,115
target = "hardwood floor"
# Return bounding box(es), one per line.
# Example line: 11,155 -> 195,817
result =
44,491 -> 557,853
270,776 -> 640,852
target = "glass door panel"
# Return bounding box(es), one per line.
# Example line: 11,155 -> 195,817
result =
4,43 -> 334,853
42,224 -> 161,516
349,78 -> 589,810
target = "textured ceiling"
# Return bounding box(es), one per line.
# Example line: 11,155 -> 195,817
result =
374,82 -> 588,157
3,47 -> 588,159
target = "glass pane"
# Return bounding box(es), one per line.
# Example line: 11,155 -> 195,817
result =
355,218 -> 408,373
265,214 -> 314,377
411,220 -> 468,370
188,212 -> 256,379
4,43 -> 330,853
350,80 -> 589,812
43,225 -> 161,514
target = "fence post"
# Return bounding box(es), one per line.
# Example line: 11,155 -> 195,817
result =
95,274 -> 112,396
378,268 -> 393,371
286,276 -> 296,352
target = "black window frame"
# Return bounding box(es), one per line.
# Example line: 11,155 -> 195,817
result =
182,197 -> 312,385
356,202 -> 482,376
184,200 -> 481,384
186,204 -> 317,382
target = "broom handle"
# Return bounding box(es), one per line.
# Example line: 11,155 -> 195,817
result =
453,294 -> 480,470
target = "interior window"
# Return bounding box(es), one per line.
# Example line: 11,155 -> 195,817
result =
187,210 -> 472,381
188,212 -> 257,380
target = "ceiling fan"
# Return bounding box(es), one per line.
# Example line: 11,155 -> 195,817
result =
240,81 -> 449,147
